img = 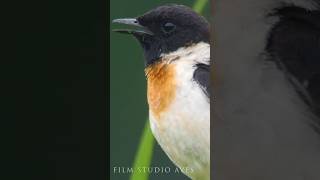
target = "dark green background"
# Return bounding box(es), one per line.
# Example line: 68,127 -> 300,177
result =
110,1 -> 209,179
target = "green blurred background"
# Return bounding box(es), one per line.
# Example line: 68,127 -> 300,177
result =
110,1 -> 209,179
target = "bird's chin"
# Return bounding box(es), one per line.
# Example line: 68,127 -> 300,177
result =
133,33 -> 153,45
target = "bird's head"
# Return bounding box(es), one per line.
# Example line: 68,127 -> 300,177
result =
113,4 -> 210,66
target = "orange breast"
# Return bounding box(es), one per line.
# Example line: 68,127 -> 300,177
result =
145,61 -> 176,120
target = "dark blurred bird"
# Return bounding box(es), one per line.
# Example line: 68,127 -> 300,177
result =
113,4 -> 210,180
213,0 -> 320,179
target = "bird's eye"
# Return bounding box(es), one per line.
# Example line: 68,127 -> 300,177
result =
162,22 -> 176,34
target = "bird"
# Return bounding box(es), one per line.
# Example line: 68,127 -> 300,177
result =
113,4 -> 210,180
213,0 -> 320,179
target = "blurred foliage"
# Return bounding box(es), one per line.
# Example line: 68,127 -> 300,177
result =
130,121 -> 155,180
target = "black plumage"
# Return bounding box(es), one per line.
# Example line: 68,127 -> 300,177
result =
266,6 -> 320,129
193,63 -> 210,98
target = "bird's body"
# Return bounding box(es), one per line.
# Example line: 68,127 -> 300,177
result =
147,42 -> 210,180
113,4 -> 210,179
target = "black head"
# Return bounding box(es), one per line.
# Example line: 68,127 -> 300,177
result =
113,4 -> 210,66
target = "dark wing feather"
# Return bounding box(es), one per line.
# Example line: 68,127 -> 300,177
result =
193,63 -> 210,99
266,6 -> 320,126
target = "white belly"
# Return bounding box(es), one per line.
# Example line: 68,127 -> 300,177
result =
149,49 -> 210,179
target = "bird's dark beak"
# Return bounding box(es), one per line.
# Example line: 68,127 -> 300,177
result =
112,18 -> 154,36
